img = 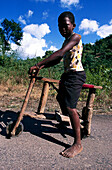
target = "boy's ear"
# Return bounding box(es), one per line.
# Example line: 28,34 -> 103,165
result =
73,23 -> 76,28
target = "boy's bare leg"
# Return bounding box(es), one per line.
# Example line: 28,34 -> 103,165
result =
60,107 -> 83,158
56,94 -> 69,116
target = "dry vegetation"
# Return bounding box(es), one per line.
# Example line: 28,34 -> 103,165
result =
0,82 -> 111,116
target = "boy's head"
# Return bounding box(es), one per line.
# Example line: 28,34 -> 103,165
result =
58,11 -> 76,25
58,11 -> 76,38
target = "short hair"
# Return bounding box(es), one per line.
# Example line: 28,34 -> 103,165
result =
58,11 -> 75,24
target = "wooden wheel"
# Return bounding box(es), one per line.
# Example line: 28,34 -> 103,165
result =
6,121 -> 24,137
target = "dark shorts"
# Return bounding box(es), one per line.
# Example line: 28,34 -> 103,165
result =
57,71 -> 86,109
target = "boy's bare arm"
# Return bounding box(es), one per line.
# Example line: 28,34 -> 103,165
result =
37,33 -> 81,67
29,33 -> 81,74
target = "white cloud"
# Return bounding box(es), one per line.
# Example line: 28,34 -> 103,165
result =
48,45 -> 58,51
79,18 -> 112,38
11,32 -> 47,59
60,0 -> 79,8
109,19 -> 112,25
97,24 -> 112,38
83,31 -> 90,35
79,19 -> 99,35
18,10 -> 34,25
11,23 -> 52,59
34,0 -> 79,7
27,10 -> 33,18
90,42 -> 94,45
23,23 -> 51,39
97,20 -> 112,38
18,16 -> 26,25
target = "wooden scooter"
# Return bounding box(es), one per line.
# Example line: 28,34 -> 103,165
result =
6,69 -> 40,137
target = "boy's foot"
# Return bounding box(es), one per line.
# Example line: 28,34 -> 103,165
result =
60,144 -> 83,158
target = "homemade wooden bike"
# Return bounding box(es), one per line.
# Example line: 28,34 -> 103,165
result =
6,70 -> 102,138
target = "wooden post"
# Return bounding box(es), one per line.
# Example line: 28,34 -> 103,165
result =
82,88 -> 96,136
37,81 -> 49,113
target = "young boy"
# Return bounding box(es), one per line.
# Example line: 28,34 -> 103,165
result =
29,11 -> 86,158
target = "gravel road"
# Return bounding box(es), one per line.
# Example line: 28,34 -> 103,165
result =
0,110 -> 112,169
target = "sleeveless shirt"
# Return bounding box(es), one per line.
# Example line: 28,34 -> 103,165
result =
62,33 -> 84,72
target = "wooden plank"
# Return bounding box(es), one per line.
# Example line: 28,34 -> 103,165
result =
55,111 -> 84,124
24,111 -> 46,119
24,111 -> 84,128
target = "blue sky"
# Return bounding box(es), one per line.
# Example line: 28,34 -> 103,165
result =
0,0 -> 112,59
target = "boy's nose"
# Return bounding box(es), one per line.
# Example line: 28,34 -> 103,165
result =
62,27 -> 66,32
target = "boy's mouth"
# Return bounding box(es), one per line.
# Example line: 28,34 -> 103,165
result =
62,31 -> 67,36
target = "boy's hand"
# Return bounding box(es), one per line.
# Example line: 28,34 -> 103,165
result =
28,65 -> 39,76
28,65 -> 44,77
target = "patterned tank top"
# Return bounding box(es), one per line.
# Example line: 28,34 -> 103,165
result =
62,33 -> 84,72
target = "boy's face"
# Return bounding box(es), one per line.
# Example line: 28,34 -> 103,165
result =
58,17 -> 75,38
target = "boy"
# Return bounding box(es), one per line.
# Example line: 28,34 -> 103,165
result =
29,11 -> 86,158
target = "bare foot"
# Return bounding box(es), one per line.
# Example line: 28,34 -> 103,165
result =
60,144 -> 83,158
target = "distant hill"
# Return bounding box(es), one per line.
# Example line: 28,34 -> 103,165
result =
82,34 -> 112,69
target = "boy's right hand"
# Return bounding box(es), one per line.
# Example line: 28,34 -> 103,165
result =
28,65 -> 44,77
28,65 -> 39,76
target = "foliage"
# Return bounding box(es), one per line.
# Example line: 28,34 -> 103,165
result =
82,34 -> 112,69
0,18 -> 23,55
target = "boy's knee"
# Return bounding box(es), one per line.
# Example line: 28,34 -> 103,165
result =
67,107 -> 77,115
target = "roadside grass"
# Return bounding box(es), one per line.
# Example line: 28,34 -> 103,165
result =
0,81 -> 111,114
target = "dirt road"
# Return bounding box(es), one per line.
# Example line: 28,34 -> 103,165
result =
0,110 -> 112,169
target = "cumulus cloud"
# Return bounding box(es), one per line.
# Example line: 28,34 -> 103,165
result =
97,24 -> 112,38
60,0 -> 79,8
11,23 -> 51,59
79,19 -> 99,34
23,23 -> 51,39
79,18 -> 112,38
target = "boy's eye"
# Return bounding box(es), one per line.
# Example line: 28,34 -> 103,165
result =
59,24 -> 69,28
66,24 -> 69,27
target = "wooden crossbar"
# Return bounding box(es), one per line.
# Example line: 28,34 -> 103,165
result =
82,84 -> 102,89
36,77 -> 102,89
36,77 -> 59,83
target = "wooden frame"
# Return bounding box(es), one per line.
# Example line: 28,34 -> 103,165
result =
36,77 -> 102,136
10,76 -> 102,137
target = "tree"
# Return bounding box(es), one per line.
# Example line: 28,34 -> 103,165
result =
42,50 -> 53,59
0,18 -> 23,55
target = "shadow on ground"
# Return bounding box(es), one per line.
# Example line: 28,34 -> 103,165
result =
0,110 -> 74,148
